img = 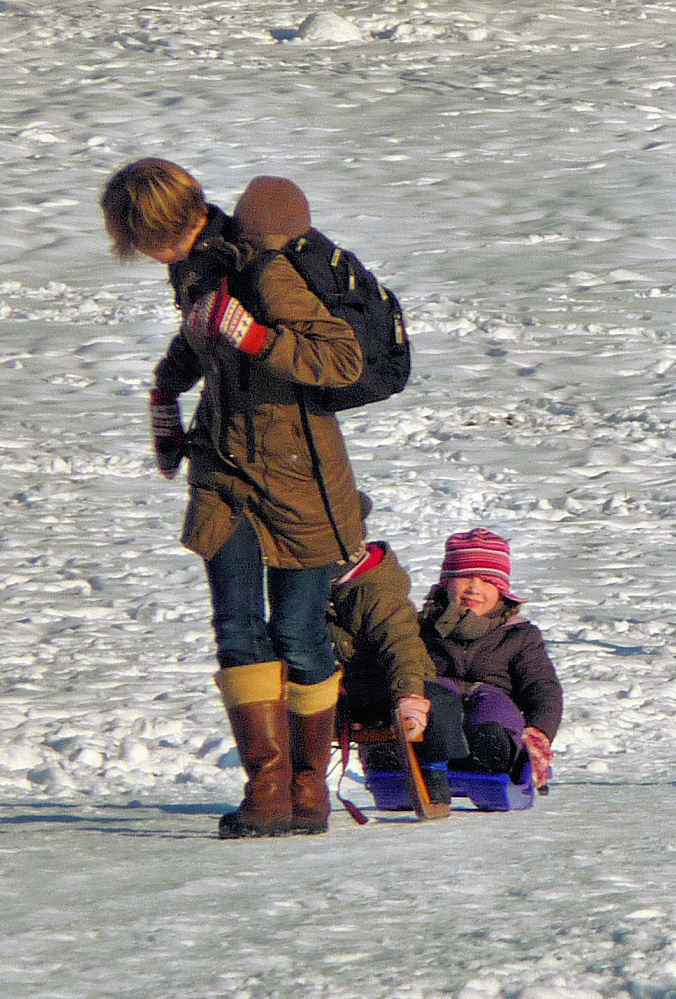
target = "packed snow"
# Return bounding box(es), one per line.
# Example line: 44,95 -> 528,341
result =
0,1 -> 674,998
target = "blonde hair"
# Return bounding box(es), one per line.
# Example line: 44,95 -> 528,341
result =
100,158 -> 207,259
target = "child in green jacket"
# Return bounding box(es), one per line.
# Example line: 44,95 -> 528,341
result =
328,517 -> 469,802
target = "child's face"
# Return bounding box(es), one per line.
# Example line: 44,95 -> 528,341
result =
139,218 -> 206,265
447,576 -> 501,616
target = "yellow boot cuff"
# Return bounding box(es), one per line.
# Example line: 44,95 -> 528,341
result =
213,660 -> 284,709
287,670 -> 342,716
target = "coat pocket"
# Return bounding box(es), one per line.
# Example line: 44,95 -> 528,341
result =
180,487 -> 239,560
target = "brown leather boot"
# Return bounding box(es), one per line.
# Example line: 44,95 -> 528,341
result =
214,662 -> 292,838
288,671 -> 341,835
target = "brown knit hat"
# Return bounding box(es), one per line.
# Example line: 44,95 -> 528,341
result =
234,176 -> 311,243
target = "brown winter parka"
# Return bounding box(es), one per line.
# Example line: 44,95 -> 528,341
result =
154,207 -> 364,568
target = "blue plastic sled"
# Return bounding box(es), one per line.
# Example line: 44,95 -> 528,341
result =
364,761 -> 535,812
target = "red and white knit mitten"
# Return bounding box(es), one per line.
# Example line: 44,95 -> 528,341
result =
187,277 -> 267,356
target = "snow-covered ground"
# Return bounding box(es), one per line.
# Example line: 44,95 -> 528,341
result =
1,2 -> 674,997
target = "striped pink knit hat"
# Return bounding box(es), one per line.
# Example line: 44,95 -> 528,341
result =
440,528 -> 525,603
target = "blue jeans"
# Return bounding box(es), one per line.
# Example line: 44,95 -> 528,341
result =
205,517 -> 337,686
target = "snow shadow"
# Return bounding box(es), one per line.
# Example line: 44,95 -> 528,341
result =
0,801 -> 225,839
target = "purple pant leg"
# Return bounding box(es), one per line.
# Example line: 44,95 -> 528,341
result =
462,684 -> 525,747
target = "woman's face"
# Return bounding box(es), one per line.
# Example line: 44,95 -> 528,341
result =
448,576 -> 501,616
139,216 -> 207,264
141,241 -> 189,265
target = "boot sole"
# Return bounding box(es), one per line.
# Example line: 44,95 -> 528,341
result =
218,814 -> 292,839
289,818 -> 328,835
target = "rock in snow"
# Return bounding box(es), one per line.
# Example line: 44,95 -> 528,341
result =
298,12 -> 365,43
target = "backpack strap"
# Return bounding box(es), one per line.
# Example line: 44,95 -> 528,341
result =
295,387 -> 352,563
229,249 -> 279,321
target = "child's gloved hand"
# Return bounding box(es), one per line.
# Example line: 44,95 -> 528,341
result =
186,277 -> 268,356
149,389 -> 186,480
521,726 -> 553,790
396,694 -> 431,742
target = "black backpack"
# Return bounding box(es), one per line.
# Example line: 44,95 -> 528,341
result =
285,228 -> 410,410
247,228 -> 411,412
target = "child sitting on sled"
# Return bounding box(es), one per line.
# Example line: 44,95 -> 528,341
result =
419,528 -> 563,789
328,497 -> 469,803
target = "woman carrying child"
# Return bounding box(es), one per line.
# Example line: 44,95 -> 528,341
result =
100,161 -> 365,837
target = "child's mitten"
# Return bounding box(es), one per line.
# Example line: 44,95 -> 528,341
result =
521,726 -> 553,789
186,277 -> 268,356
396,694 -> 431,742
149,389 -> 186,480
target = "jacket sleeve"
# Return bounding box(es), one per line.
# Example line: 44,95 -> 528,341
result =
355,561 -> 437,702
153,330 -> 204,396
253,255 -> 364,388
509,624 -> 563,742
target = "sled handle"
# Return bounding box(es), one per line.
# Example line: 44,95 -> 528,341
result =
394,708 -> 451,821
